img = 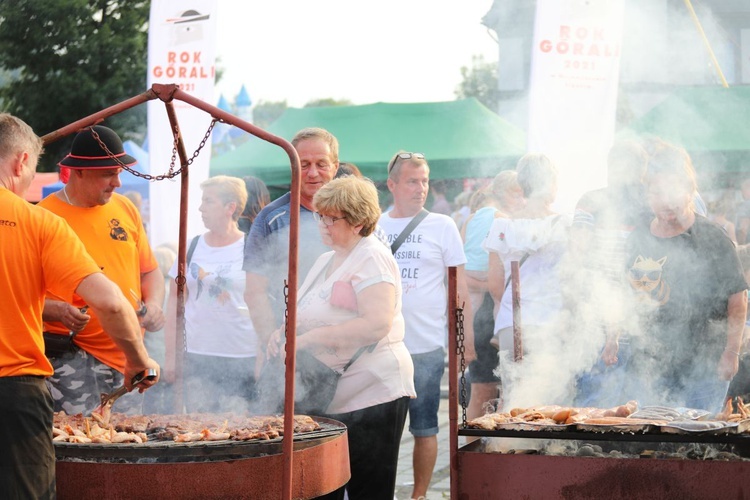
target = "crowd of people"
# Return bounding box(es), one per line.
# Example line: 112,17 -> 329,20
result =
2,110 -> 750,499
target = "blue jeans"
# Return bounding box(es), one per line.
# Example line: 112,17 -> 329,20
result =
680,378 -> 730,414
408,348 -> 445,437
575,340 -> 632,408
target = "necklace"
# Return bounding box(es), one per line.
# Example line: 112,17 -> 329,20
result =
62,185 -> 73,205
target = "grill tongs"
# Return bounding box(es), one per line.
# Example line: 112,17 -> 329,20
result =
91,368 -> 157,426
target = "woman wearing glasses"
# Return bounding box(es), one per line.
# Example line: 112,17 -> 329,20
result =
617,144 -> 747,412
267,175 -> 415,499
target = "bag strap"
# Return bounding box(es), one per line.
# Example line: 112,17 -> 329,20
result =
391,209 -> 429,254
341,342 -> 377,373
186,235 -> 200,267
501,215 -> 564,291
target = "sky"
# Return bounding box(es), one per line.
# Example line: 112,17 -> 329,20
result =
212,1 -> 499,108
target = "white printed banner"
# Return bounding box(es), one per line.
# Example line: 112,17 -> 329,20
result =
147,1 -> 218,247
527,0 -> 625,214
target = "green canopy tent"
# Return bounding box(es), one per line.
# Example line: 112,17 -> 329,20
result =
619,85 -> 750,178
210,98 -> 526,186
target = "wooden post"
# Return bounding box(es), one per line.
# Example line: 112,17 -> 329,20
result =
511,260 -> 522,362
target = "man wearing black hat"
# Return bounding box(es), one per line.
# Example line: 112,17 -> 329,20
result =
39,125 -> 165,415
0,113 -> 159,498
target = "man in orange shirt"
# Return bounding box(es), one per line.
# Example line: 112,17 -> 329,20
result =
39,125 -> 165,414
0,113 -> 159,499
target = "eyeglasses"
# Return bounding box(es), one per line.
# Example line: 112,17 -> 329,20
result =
387,152 -> 425,173
313,212 -> 346,226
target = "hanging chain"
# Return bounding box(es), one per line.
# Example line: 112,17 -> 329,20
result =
456,301 -> 467,427
175,274 -> 189,354
89,118 -> 219,181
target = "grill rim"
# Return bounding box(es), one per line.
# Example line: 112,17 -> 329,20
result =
54,416 -> 347,463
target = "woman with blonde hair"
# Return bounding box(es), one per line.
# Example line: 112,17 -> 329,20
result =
165,175 -> 258,412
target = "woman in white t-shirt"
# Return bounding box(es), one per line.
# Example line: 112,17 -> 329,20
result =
165,175 -> 257,413
266,176 -> 415,499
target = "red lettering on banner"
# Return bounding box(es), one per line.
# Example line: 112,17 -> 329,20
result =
151,64 -> 216,80
536,22 -> 620,80
538,24 -> 618,62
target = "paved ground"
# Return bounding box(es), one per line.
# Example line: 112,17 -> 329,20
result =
394,397 -> 452,500
394,365 -> 456,500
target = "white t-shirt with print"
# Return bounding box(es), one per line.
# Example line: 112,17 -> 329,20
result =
168,235 -> 257,357
378,211 -> 467,354
296,235 -> 416,414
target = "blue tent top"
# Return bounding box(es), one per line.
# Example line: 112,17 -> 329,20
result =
217,94 -> 232,112
123,140 -> 149,167
236,84 -> 252,107
41,140 -> 150,200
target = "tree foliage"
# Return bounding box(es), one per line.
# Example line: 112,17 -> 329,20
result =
252,99 -> 288,131
304,98 -> 353,108
250,97 -> 352,131
455,54 -> 500,112
0,0 -> 149,171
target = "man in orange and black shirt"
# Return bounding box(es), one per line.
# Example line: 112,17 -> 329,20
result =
39,125 -> 165,415
0,114 -> 159,498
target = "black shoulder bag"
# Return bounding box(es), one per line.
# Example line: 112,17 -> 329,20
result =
255,344 -> 375,415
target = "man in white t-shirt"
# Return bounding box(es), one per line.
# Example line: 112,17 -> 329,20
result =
378,152 -> 475,500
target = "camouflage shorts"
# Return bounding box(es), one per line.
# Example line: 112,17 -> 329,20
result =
46,348 -> 143,415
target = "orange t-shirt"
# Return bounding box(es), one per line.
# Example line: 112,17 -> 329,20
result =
38,192 -> 157,373
0,188 -> 102,377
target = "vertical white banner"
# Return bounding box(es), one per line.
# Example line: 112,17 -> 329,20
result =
147,1 -> 218,247
527,0 -> 625,214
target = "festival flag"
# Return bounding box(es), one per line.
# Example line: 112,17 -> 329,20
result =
527,0 -> 626,213
147,0 -> 218,247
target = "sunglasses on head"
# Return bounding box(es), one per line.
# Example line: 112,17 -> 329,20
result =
387,152 -> 425,173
